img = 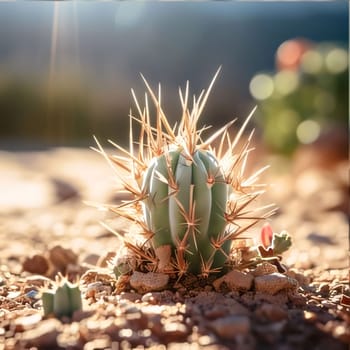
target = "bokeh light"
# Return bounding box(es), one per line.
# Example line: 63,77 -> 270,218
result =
249,74 -> 274,101
301,50 -> 323,74
325,48 -> 348,74
296,119 -> 321,144
274,70 -> 299,96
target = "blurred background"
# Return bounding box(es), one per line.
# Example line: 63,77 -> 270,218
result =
0,1 -> 348,156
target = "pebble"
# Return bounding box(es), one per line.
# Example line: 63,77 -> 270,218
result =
129,271 -> 169,293
213,270 -> 254,292
163,321 -> 190,342
49,245 -> 78,273
20,318 -> 61,348
22,254 -> 49,275
210,315 -> 251,340
252,262 -> 278,276
82,254 -> 100,266
254,273 -> 298,295
286,269 -> 311,287
83,337 -> 111,350
255,303 -> 288,322
85,282 -> 112,298
14,312 -> 42,332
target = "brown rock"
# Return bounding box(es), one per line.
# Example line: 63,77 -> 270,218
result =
210,315 -> 250,340
254,273 -> 298,295
49,245 -> 78,273
129,271 -> 169,293
286,268 -> 310,287
213,270 -> 253,292
255,303 -> 288,322
163,321 -> 190,342
254,291 -> 289,305
22,254 -> 49,275
252,262 -> 278,277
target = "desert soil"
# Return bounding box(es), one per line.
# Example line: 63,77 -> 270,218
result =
0,147 -> 349,350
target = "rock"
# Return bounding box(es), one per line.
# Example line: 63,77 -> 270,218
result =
14,312 -> 42,332
51,178 -> 80,202
49,245 -> 78,273
252,262 -> 278,277
255,303 -> 288,322
85,282 -> 112,299
22,254 -> 49,275
163,322 -> 190,342
82,254 -> 100,266
254,291 -> 289,305
254,273 -> 298,295
213,270 -> 253,292
20,318 -> 61,348
285,268 -> 310,287
129,271 -> 169,293
83,338 -> 112,350
210,315 -> 251,340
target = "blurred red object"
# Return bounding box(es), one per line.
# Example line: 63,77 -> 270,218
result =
276,38 -> 312,71
261,223 -> 274,249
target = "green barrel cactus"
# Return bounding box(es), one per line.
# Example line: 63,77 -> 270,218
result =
41,276 -> 82,318
96,68 -> 273,277
142,148 -> 230,275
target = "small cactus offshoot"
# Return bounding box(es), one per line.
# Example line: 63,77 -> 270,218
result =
95,68 -> 275,278
41,275 -> 82,318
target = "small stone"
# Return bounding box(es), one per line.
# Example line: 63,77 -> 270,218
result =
83,337 -> 111,350
210,315 -> 250,340
85,282 -> 111,298
129,271 -> 169,293
51,178 -> 79,201
254,273 -> 298,295
49,245 -> 78,273
318,282 -> 330,296
14,312 -> 42,332
141,292 -> 160,305
163,322 -> 189,342
255,303 -> 288,322
22,254 -> 49,275
254,291 -> 289,305
213,270 -> 253,292
118,292 -> 142,303
286,268 -> 310,287
20,318 -> 61,348
82,254 -> 100,266
252,262 -> 278,277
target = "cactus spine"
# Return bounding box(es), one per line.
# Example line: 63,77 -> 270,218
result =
96,67 -> 274,277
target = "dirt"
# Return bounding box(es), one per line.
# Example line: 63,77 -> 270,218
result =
0,147 -> 349,350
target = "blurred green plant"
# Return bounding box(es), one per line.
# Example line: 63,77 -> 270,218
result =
41,274 -> 82,318
250,40 -> 348,155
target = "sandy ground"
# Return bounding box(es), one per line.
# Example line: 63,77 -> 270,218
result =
0,147 -> 348,349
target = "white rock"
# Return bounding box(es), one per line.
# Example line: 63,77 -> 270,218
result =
129,271 -> 169,293
254,273 -> 298,295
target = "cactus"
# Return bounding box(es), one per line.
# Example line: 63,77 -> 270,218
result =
95,67 -> 274,278
41,275 -> 82,318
